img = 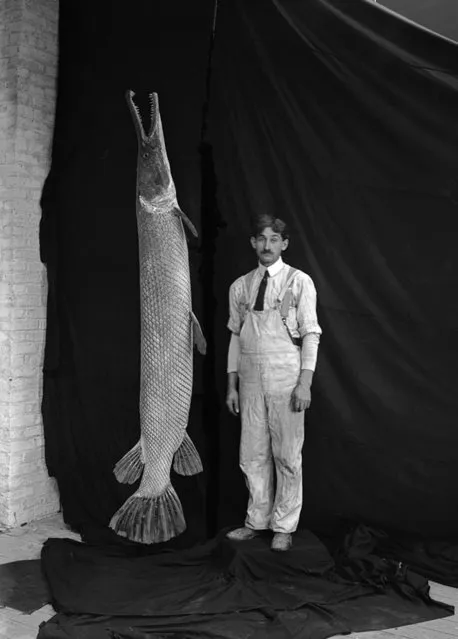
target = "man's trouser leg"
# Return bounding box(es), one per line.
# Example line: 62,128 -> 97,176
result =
267,392 -> 304,533
239,388 -> 274,530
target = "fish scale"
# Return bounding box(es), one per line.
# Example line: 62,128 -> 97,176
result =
109,91 -> 206,544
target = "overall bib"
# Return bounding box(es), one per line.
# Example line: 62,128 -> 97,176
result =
238,272 -> 305,534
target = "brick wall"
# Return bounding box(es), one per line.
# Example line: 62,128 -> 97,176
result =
0,0 -> 59,527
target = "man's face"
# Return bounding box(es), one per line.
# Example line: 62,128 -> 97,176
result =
250,226 -> 289,267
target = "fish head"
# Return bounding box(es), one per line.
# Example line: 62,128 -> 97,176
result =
126,90 -> 176,205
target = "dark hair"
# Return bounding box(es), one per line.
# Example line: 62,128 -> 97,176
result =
250,214 -> 290,241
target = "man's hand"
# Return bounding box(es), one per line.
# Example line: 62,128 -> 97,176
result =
291,383 -> 311,412
226,389 -> 240,416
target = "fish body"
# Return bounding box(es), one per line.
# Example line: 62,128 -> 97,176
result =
109,91 -> 205,544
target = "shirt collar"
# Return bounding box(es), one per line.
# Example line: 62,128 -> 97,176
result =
258,256 -> 285,278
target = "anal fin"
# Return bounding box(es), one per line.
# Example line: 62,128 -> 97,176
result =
190,310 -> 207,355
173,433 -> 203,476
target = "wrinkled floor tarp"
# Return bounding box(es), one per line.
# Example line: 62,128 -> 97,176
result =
38,529 -> 454,639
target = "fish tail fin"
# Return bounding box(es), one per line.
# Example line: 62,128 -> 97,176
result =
113,439 -> 144,484
190,310 -> 207,355
109,484 -> 185,544
173,432 -> 203,476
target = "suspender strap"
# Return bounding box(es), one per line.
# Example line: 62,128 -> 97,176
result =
277,267 -> 301,347
277,267 -> 298,319
239,269 -> 257,327
243,269 -> 256,306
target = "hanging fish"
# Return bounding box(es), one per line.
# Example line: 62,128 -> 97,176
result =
109,91 -> 206,544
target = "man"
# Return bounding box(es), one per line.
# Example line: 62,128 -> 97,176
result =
226,214 -> 321,552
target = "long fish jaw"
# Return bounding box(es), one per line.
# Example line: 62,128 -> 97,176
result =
125,90 -> 198,237
125,90 -> 176,204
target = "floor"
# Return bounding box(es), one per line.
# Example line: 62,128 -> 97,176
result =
0,514 -> 80,639
0,515 -> 456,639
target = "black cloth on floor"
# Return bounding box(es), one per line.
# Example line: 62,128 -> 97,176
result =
382,538 -> 458,587
375,528 -> 458,588
320,523 -> 458,589
0,559 -> 50,613
38,529 -> 453,639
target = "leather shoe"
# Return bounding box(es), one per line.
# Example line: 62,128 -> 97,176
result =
271,532 -> 292,551
226,527 -> 260,541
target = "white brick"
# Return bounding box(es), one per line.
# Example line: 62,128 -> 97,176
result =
10,390 -> 39,404
10,413 -> 41,428
11,341 -> 41,354
8,424 -> 42,440
10,308 -> 28,319
10,318 -> 39,330
10,401 -> 40,415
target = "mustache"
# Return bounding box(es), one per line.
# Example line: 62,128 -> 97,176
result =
261,251 -> 273,255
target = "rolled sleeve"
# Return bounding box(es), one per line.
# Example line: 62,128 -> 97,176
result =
227,279 -> 243,335
227,333 -> 241,373
301,332 -> 320,371
294,273 -> 322,337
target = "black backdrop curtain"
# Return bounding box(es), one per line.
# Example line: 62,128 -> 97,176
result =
380,0 -> 458,43
40,0 -> 215,545
208,0 -> 458,538
40,0 -> 458,550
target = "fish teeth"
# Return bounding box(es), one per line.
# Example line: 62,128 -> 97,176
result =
149,93 -> 157,130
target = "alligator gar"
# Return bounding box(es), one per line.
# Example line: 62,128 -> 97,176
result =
109,91 -> 206,544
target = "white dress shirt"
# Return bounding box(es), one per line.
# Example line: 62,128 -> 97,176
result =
227,257 -> 321,373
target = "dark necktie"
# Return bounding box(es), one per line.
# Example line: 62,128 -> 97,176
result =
254,271 -> 269,311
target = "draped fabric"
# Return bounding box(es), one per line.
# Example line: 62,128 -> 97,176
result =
40,0 -> 458,557
38,531 -> 453,639
380,0 -> 458,43
207,0 -> 458,538
39,0 -> 215,544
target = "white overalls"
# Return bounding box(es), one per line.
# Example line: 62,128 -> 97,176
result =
238,269 -> 304,534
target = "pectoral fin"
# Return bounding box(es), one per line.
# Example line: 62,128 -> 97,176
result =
190,310 -> 207,355
173,207 -> 198,238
